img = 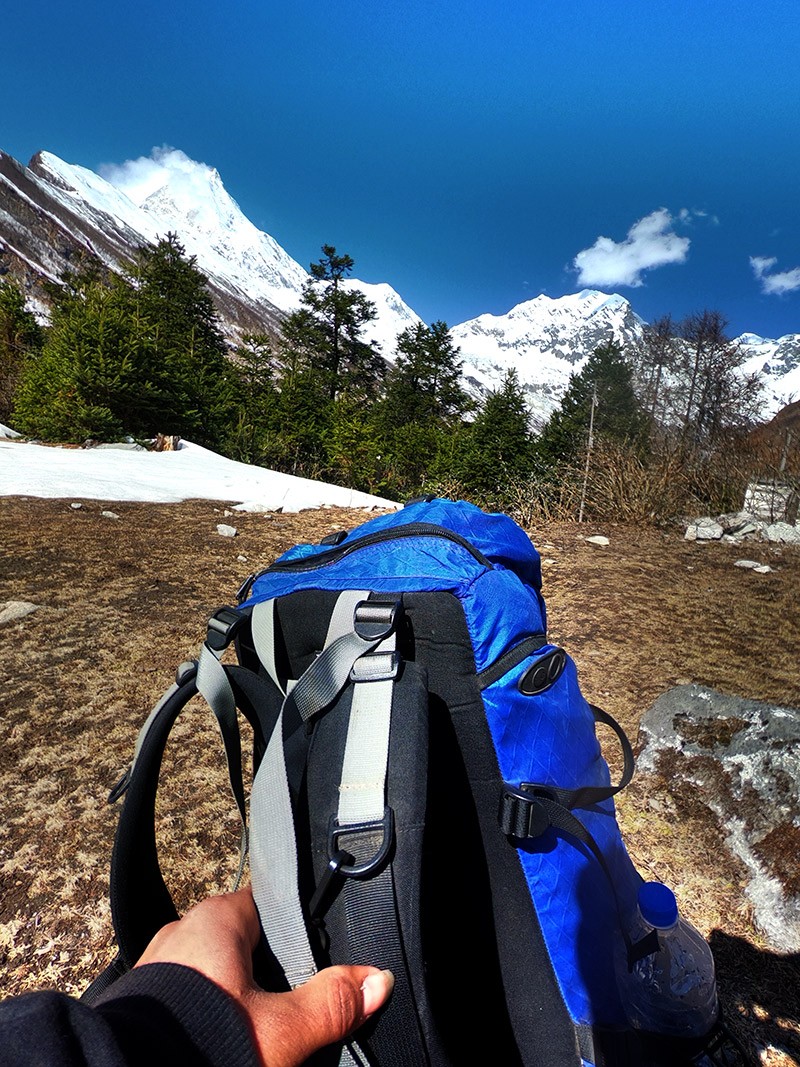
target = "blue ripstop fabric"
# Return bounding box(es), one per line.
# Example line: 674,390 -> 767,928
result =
482,647 -> 642,1027
248,500 -> 547,646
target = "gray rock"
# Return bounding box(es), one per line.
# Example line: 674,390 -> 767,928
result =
717,510 -> 759,534
694,518 -> 724,540
101,510 -> 120,520
0,601 -> 40,626
584,535 -> 610,547
733,559 -> 761,569
638,686 -> 800,951
765,522 -> 800,544
216,523 -> 238,538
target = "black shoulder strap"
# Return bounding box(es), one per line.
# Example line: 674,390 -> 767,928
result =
100,663 -> 281,974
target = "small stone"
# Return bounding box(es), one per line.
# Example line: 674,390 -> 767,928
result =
70,502 -> 82,510
0,601 -> 40,626
734,560 -> 760,569
216,524 -> 238,538
753,564 -> 773,574
237,555 -> 248,563
101,511 -> 120,520
694,518 -> 724,540
584,535 -> 610,547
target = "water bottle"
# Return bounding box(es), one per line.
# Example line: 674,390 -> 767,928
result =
616,881 -> 719,1038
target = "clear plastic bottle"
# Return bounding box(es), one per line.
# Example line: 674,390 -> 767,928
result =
616,881 -> 719,1038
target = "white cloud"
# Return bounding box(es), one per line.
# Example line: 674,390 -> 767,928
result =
99,147 -> 214,207
573,208 -> 691,288
750,255 -> 800,295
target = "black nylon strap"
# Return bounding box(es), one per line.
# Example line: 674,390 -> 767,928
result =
107,666 -> 282,971
341,842 -> 428,1067
501,790 -> 644,963
109,676 -> 197,968
518,704 -> 635,811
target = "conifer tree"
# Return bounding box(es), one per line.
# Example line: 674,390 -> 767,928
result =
225,333 -> 279,462
380,321 -> 470,427
282,245 -> 384,403
13,272 -> 158,441
132,234 -> 235,446
0,279 -> 43,424
461,368 -> 532,498
536,341 -> 648,468
371,321 -> 472,497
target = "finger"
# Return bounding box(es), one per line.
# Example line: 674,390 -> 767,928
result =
248,966 -> 394,1067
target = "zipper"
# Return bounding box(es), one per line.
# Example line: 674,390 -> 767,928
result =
261,523 -> 493,576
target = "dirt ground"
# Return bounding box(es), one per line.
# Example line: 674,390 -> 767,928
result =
1,495 -> 798,1064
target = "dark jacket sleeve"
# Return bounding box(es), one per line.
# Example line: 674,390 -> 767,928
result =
0,963 -> 259,1067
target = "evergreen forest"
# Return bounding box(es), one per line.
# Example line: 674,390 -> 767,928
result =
0,238 -> 773,522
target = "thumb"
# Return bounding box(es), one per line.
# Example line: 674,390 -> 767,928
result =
245,965 -> 394,1067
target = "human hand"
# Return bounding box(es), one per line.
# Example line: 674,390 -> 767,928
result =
135,887 -> 394,1067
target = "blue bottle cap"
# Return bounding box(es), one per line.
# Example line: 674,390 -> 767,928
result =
638,882 -> 679,929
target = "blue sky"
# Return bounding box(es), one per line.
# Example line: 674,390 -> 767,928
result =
4,0 -> 799,338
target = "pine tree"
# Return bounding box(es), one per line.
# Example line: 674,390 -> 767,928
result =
13,272 -> 157,441
0,279 -> 43,424
225,333 -> 279,462
283,245 -> 384,402
369,321 -> 472,497
132,234 -> 235,446
461,368 -> 533,498
536,341 -> 649,468
380,321 -> 471,427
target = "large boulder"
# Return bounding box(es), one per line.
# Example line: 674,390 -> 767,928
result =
637,686 -> 800,952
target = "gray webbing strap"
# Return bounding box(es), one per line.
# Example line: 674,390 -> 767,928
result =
333,622 -> 398,1067
250,590 -> 368,698
337,631 -> 396,828
128,681 -> 181,774
250,598 -> 285,696
249,592 -> 382,985
196,641 -> 248,889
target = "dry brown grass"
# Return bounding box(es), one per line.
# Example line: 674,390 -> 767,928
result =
1,496 -> 798,1063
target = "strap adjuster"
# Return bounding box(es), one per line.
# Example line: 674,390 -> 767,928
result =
327,808 -> 395,878
500,785 -> 553,839
353,601 -> 399,642
206,606 -> 245,651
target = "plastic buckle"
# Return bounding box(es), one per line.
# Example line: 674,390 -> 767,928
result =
319,530 -> 348,546
501,785 -> 552,839
236,573 -> 256,604
327,808 -> 395,879
353,600 -> 400,642
206,606 -> 245,652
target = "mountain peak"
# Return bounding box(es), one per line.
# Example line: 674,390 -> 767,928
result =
1,145 -> 796,425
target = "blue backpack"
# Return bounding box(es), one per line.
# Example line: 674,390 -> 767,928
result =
91,497 -> 728,1065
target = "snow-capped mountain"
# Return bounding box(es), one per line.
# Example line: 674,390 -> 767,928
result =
0,148 -> 419,347
738,333 -> 800,416
1,146 -> 798,423
452,290 -> 645,425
